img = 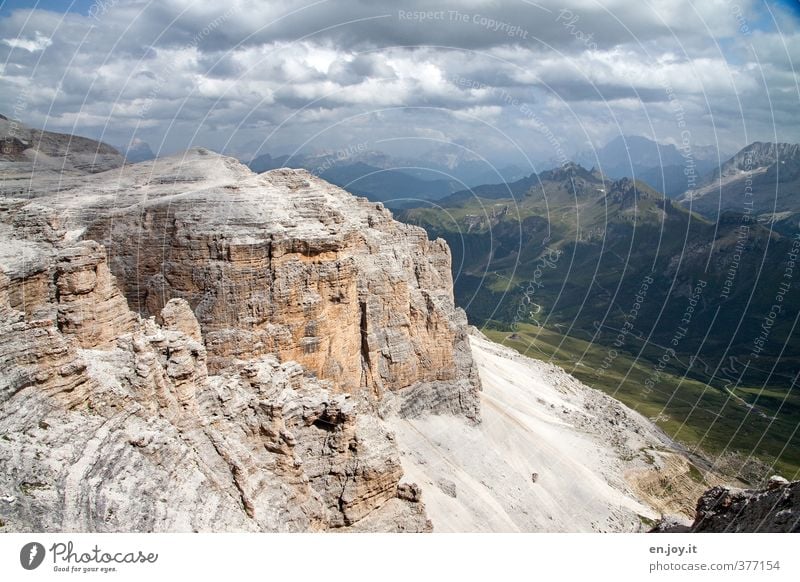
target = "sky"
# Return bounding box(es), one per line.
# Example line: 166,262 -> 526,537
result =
0,0 -> 799,169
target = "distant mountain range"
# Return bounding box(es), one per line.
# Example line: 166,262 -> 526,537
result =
576,135 -> 728,198
678,142 -> 800,234
246,146 -> 529,208
244,135 -> 731,207
398,145 -> 800,476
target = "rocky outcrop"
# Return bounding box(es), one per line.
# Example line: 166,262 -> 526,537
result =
0,271 -> 430,532
0,116 -> 123,173
714,142 -> 800,179
55,241 -> 138,348
26,149 -> 481,419
0,147 -> 477,532
652,477 -> 800,533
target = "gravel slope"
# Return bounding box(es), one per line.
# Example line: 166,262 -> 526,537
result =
389,333 -> 679,532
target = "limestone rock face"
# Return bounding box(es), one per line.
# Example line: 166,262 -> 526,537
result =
32,150 -> 480,418
0,262 -> 430,532
0,148 -> 475,532
0,271 -> 94,409
55,241 -> 138,348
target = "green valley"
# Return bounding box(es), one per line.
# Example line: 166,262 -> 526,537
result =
400,158 -> 800,480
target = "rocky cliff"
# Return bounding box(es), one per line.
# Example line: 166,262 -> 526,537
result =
5,129 -> 792,533
49,149 -> 479,418
652,477 -> 800,533
0,147 -> 479,532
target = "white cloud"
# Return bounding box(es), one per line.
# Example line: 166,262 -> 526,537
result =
2,31 -> 52,52
0,1 -> 796,160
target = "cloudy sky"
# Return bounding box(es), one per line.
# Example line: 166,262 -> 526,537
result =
1,0 -> 799,168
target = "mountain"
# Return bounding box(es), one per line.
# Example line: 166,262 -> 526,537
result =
247,151 -> 290,173
678,142 -> 800,233
400,162 -> 800,477
118,138 -> 156,163
248,153 -> 460,207
1,130 -> 730,532
577,135 -> 684,173
398,142 -> 529,186
577,135 -> 725,198
0,114 -> 123,175
246,148 -> 528,208
0,115 -> 123,202
0,147 -> 478,532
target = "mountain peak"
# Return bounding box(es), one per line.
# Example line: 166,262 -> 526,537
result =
606,175 -> 663,203
676,139 -> 800,230
119,138 -> 156,163
706,141 -> 800,186
732,141 -> 800,167
538,161 -> 595,182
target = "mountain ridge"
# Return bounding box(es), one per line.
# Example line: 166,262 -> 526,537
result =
1,123 -> 796,533
678,141 -> 800,233
399,147 -> 800,478
575,134 -> 725,198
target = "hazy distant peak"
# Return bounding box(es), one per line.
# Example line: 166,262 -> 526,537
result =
119,138 -> 156,163
538,161 -> 595,182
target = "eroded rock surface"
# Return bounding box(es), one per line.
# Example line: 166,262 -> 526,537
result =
652,477 -> 800,533
0,149 -> 477,532
11,149 -> 480,419
2,142 -> 749,533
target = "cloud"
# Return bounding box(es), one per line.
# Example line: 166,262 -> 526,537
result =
0,0 -> 796,163
2,30 -> 52,52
